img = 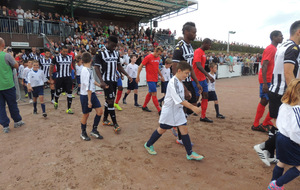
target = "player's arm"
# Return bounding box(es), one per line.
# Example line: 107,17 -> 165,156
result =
283,45 -> 298,85
136,60 -> 145,83
196,62 -> 214,83
158,68 -> 165,82
261,60 -> 269,93
181,100 -> 201,115
27,73 -> 33,91
93,52 -> 108,89
49,57 -> 56,83
87,90 -> 92,108
284,63 -> 295,86
190,68 -> 203,94
117,64 -> 132,83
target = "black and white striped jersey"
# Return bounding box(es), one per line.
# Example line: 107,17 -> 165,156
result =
172,40 -> 194,82
269,40 -> 300,95
94,47 -> 121,82
28,52 -> 40,60
22,53 -> 28,61
52,54 -> 73,78
39,57 -> 52,78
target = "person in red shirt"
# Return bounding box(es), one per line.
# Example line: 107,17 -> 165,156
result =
136,46 -> 165,114
251,30 -> 283,132
192,38 -> 214,123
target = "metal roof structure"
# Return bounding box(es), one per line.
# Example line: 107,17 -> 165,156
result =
35,0 -> 198,22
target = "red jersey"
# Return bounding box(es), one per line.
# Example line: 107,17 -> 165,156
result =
193,48 -> 206,81
142,54 -> 160,82
258,44 -> 277,83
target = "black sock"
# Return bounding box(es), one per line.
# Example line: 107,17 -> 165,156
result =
177,127 -> 182,140
215,104 -> 220,116
103,102 -> 109,121
124,93 -> 128,100
67,97 -> 72,109
181,134 -> 192,155
33,102 -> 37,112
109,109 -> 117,125
24,86 -> 28,95
264,133 -> 276,158
55,96 -> 59,103
134,93 -> 138,104
51,90 -> 55,100
41,103 -> 46,113
28,92 -> 32,99
81,123 -> 87,133
146,130 -> 162,147
93,115 -> 101,131
272,165 -> 284,181
276,167 -> 300,187
158,96 -> 165,102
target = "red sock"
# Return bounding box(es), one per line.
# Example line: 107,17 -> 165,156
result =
253,103 -> 265,127
262,112 -> 273,126
201,99 -> 208,118
115,90 -> 123,104
152,96 -> 161,112
143,93 -> 152,108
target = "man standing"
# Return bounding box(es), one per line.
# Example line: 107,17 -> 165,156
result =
29,47 -> 39,60
94,36 -> 132,133
0,38 -> 25,133
251,30 -> 283,132
49,46 -> 74,114
254,21 -> 300,166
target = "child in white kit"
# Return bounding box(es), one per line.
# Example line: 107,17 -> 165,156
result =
75,55 -> 83,95
158,58 -> 172,106
23,58 -> 33,103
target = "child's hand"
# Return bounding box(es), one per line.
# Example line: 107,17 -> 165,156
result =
28,87 -> 33,92
88,101 -> 92,108
192,106 -> 201,115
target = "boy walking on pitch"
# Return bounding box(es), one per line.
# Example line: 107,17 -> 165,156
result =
27,60 -> 48,117
23,58 -> 33,103
207,62 -> 225,119
158,58 -> 172,106
80,52 -> 104,141
136,46 -> 165,114
144,61 -> 204,161
123,54 -> 141,107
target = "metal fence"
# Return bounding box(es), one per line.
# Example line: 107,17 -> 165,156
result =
0,16 -> 74,37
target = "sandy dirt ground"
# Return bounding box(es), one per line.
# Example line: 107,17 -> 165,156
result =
0,75 -> 299,190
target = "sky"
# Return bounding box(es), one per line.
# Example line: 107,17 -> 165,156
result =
146,0 -> 300,48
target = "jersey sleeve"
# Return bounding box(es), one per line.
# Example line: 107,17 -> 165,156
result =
172,45 -> 183,63
169,78 -> 184,105
94,51 -> 103,67
81,69 -> 90,92
284,45 -> 300,65
5,53 -> 16,67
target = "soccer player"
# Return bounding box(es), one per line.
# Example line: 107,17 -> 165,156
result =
172,22 -> 202,143
207,62 -> 225,119
251,30 -> 283,132
192,38 -> 215,123
27,60 -> 48,117
79,52 -> 103,141
136,46 -> 165,114
94,35 -> 132,133
123,54 -> 141,107
144,61 -> 204,161
22,58 -> 33,103
28,47 -> 39,60
158,58 -> 172,106
254,21 -> 300,166
39,48 -> 56,103
49,46 -> 74,114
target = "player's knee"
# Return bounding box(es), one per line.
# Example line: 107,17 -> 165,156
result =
260,98 -> 268,106
118,86 -> 123,91
96,108 -> 103,115
178,125 -> 188,135
202,92 -> 208,99
157,127 -> 166,134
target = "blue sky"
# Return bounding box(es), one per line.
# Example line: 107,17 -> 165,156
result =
151,0 -> 300,48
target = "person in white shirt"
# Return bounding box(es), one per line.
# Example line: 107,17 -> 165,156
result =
122,54 -> 141,107
122,50 -> 130,65
144,61 -> 204,161
27,60 -> 48,116
79,52 -> 103,141
24,10 -> 32,33
268,79 -> 300,189
75,55 -> 83,95
22,59 -> 33,103
158,58 -> 171,106
207,62 -> 225,119
16,6 -> 24,33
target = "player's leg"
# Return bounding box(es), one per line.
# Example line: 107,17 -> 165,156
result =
66,77 -> 74,114
114,78 -> 123,111
178,125 -> 204,161
133,88 -> 141,107
76,76 -> 81,95
200,80 -> 212,123
54,78 -> 63,109
80,94 -> 92,141
142,82 -> 154,112
123,89 -> 130,104
90,93 -> 103,139
151,89 -> 161,114
32,88 -> 38,114
123,79 -> 132,104
102,85 -> 113,126
0,90 -> 11,132
38,86 -> 47,117
144,124 -> 167,155
106,82 -> 120,132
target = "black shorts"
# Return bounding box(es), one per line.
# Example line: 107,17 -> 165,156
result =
161,81 -> 168,93
127,78 -> 138,90
32,86 -> 44,97
268,91 -> 282,119
55,77 -> 73,93
183,81 -> 197,103
80,93 -> 101,114
104,81 -> 117,100
208,91 -> 218,101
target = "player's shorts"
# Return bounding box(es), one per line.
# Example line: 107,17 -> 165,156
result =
208,91 -> 218,101
192,80 -> 208,97
55,77 -> 73,93
80,93 -> 101,114
276,132 -> 300,166
268,91 -> 282,119
76,75 -> 81,85
160,123 -> 187,129
32,86 -> 44,97
117,77 -> 122,87
71,70 -> 75,80
161,81 -> 168,93
127,78 -> 138,90
259,83 -> 271,100
147,82 -> 157,93
183,81 -> 197,103
104,81 -> 117,100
